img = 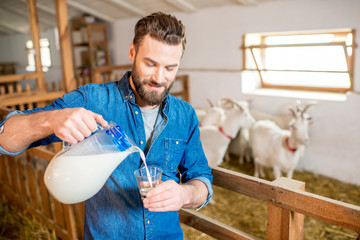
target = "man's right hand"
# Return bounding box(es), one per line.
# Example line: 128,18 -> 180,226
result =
0,107 -> 108,153
48,108 -> 108,145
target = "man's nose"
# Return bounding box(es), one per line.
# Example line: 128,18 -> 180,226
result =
151,68 -> 164,83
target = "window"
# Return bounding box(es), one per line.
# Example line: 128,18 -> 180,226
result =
242,29 -> 355,93
26,38 -> 52,72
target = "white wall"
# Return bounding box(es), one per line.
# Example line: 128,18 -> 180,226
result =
112,0 -> 360,185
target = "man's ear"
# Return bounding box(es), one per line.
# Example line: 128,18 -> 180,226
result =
128,42 -> 135,62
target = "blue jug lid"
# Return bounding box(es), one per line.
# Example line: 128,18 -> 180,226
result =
105,122 -> 132,151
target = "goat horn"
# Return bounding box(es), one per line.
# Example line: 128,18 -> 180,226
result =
219,98 -> 235,104
289,108 -> 297,118
206,98 -> 215,107
217,98 -> 235,108
296,99 -> 301,112
301,101 -> 317,116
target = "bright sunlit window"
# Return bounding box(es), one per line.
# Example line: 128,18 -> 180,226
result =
242,29 -> 355,93
26,38 -> 52,72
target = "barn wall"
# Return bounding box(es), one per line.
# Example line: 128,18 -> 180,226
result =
112,0 -> 360,185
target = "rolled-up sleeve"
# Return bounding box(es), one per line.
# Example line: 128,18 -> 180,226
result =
179,110 -> 213,210
0,110 -> 26,156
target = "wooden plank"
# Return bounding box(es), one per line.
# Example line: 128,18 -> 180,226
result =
27,161 -> 41,210
64,204 -> 78,238
27,0 -> 45,91
179,209 -> 259,240
1,156 -> 10,186
0,73 -> 40,84
55,0 -> 76,93
0,91 -> 65,107
276,185 -> 360,233
27,147 -> 55,162
17,159 -> 30,203
53,198 -> 66,228
267,177 -> 305,240
73,202 -> 85,239
8,157 -> 20,194
211,167 -> 277,202
38,170 -> 53,219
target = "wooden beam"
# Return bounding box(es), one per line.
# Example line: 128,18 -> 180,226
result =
0,10 -> 29,33
55,0 -> 76,93
166,0 -> 197,12
67,0 -> 116,22
212,167 -> 277,202
27,0 -> 45,91
0,91 -> 65,106
179,209 -> 259,240
267,177 -> 305,240
107,0 -> 146,16
3,3 -> 56,28
0,73 -> 41,83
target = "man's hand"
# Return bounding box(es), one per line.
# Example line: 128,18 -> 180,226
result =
0,107 -> 107,153
142,179 -> 208,212
48,108 -> 108,144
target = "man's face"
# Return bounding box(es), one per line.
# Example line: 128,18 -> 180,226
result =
128,34 -> 183,108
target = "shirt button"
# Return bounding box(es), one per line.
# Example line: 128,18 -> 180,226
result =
140,141 -> 144,145
147,220 -> 150,224
176,141 -> 179,144
130,95 -> 133,99
135,111 -> 138,114
125,95 -> 128,98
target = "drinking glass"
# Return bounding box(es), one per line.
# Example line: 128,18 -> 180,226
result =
134,166 -> 162,199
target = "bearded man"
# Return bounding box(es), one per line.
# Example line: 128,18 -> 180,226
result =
0,12 -> 213,239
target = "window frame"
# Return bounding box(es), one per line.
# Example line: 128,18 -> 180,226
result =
241,29 -> 356,93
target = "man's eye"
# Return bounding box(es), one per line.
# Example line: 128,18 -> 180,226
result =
146,63 -> 155,67
166,67 -> 175,71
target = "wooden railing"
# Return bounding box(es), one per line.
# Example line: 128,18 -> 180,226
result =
1,139 -> 359,240
1,109 -> 359,240
0,73 -> 65,110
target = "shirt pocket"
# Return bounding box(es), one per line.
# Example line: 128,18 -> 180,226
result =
163,138 -> 186,172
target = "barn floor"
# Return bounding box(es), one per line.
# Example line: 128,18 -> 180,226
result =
1,156 -> 359,239
182,156 -> 360,240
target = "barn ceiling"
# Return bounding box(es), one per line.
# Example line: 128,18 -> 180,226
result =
0,0 -> 283,35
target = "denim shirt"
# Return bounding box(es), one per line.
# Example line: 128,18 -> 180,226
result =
0,72 -> 213,240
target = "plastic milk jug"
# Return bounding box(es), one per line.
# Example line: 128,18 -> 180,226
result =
44,122 -> 139,204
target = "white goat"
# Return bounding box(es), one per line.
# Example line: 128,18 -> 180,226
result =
200,99 -> 256,167
195,99 -> 226,127
228,128 -> 252,164
250,103 -> 315,179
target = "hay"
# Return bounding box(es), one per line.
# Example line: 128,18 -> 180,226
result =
182,156 -> 360,240
0,196 -> 56,240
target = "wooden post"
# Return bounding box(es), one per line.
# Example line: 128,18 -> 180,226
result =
27,0 -> 45,91
55,0 -> 76,93
267,177 -> 305,240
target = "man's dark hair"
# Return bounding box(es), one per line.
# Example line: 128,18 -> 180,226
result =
133,12 -> 186,56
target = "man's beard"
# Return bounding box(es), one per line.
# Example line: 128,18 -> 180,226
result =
131,65 -> 174,106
